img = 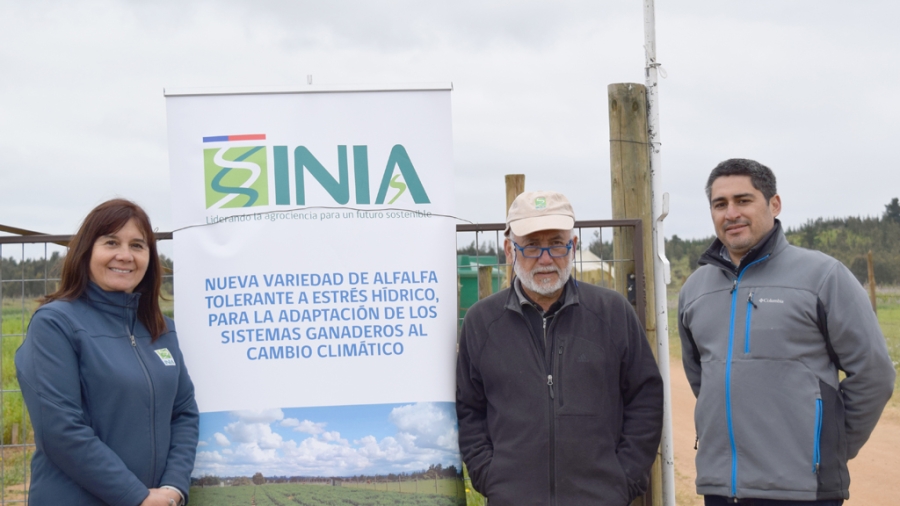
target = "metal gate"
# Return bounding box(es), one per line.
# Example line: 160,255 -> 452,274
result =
0,220 -> 643,505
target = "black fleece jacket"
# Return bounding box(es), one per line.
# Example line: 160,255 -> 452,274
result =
456,278 -> 663,506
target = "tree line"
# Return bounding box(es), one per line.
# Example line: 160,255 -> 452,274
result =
662,197 -> 900,286
192,463 -> 461,487
0,253 -> 173,299
7,197 -> 896,301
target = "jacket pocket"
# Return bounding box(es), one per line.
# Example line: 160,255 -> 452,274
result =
557,337 -> 615,416
694,360 -> 732,489
816,380 -> 850,496
729,359 -> 821,494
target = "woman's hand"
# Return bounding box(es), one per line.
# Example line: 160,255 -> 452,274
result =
139,488 -> 181,506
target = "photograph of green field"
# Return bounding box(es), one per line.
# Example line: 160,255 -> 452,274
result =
190,480 -> 465,506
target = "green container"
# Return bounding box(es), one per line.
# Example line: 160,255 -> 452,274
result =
457,255 -> 505,322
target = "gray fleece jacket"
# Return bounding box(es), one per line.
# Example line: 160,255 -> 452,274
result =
678,222 -> 895,501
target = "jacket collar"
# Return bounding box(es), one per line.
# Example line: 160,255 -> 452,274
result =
505,276 -> 580,314
83,281 -> 142,319
698,219 -> 787,274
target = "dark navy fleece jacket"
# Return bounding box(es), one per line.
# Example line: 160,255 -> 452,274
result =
16,283 -> 198,506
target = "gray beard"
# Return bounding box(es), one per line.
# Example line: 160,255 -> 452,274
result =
514,258 -> 571,296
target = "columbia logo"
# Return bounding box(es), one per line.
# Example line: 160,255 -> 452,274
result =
759,298 -> 785,304
577,353 -> 590,363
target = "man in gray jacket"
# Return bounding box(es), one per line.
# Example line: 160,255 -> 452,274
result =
678,159 -> 895,505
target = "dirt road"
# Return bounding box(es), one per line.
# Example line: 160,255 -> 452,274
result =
670,359 -> 898,505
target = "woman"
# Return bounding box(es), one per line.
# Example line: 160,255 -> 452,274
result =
16,199 -> 199,506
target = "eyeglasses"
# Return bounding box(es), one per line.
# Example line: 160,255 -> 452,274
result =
512,240 -> 573,258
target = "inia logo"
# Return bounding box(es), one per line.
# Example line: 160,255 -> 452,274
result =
203,134 -> 269,209
203,134 -> 431,209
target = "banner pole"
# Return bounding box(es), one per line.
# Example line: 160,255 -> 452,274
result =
643,1 -> 675,506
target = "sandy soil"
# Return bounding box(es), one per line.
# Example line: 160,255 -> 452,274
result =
670,359 -> 899,504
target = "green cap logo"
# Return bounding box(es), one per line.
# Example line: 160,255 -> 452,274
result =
534,197 -> 547,210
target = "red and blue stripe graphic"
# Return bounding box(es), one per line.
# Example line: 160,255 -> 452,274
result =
202,134 -> 267,142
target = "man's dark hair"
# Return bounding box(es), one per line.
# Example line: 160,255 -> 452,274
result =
705,158 -> 777,203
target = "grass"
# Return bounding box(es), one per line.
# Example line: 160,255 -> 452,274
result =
1,300 -> 33,448
876,287 -> 900,407
1,447 -> 33,489
339,477 -> 463,496
462,463 -> 486,506
190,481 -> 466,506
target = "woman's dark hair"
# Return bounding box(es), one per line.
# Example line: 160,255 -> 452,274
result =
41,199 -> 167,340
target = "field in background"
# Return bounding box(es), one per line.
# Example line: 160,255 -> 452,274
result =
190,481 -> 465,506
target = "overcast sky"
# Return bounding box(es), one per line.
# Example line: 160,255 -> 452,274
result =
3,0 -> 898,246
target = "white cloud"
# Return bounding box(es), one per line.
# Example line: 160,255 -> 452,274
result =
196,450 -> 225,463
229,442 -> 282,464
320,431 -> 348,445
232,409 -> 285,424
281,437 -> 369,472
197,441 -> 208,447
213,432 -> 231,447
281,418 -> 327,435
225,420 -> 284,449
389,403 -> 459,452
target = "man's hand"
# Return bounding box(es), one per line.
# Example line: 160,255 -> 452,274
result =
140,488 -> 182,506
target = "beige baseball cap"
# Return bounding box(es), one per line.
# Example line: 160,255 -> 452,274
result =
505,191 -> 576,237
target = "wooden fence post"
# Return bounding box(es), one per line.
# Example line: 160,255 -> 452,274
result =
478,266 -> 494,300
867,250 -> 877,314
503,175 -> 526,288
608,82 -> 661,506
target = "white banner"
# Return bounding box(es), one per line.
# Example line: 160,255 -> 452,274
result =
166,86 -> 463,502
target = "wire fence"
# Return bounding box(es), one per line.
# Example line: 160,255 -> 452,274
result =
0,220 -> 642,504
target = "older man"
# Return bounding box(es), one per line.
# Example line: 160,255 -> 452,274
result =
456,190 -> 663,506
678,159 -> 895,505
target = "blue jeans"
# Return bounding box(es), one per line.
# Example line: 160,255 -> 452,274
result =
705,496 -> 843,506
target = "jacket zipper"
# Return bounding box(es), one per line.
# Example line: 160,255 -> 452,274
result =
813,398 -> 823,474
544,316 -> 558,506
725,255 -> 769,497
544,317 -> 553,398
517,302 -> 564,505
129,325 -> 157,485
744,293 -> 757,354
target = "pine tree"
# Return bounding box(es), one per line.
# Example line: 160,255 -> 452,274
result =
884,197 -> 900,224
